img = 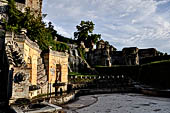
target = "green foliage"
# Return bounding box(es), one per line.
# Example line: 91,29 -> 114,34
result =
68,72 -> 81,76
77,48 -> 86,59
55,41 -> 69,52
5,0 -> 69,52
74,20 -> 101,48
5,0 -> 23,32
157,51 -> 164,56
145,59 -> 170,65
56,34 -> 76,44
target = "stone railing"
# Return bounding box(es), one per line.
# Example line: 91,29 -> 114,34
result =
5,31 -> 42,53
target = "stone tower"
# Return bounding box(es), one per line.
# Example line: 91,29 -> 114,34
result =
15,0 -> 43,15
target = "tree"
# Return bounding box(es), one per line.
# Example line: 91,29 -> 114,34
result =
47,22 -> 57,39
5,0 -> 69,52
74,21 -> 101,49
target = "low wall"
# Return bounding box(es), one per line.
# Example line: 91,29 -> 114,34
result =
95,65 -> 139,80
50,91 -> 79,105
95,60 -> 170,89
139,60 -> 170,88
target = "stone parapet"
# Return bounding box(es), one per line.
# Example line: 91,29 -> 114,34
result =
49,49 -> 68,57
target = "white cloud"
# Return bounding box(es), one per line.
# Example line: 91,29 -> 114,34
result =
55,26 -> 71,38
43,0 -> 170,53
43,18 -> 72,38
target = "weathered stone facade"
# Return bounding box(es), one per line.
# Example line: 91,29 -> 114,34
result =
68,43 -> 94,73
122,47 -> 139,65
11,68 -> 30,99
86,40 -> 157,66
43,50 -> 69,94
15,0 -> 43,15
0,1 -> 8,24
86,40 -> 116,66
138,48 -> 157,60
5,31 -> 69,101
5,31 -> 44,99
68,44 -> 80,72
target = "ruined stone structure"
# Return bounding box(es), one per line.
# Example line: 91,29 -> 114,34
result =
68,43 -> 95,74
138,48 -> 157,60
86,40 -> 116,66
122,47 -> 139,65
86,40 -> 157,66
68,44 -> 80,72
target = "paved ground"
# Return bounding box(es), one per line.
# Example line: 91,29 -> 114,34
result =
62,93 -> 170,113
62,95 -> 97,113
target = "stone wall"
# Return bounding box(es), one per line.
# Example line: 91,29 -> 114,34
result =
86,40 -> 157,66
26,0 -> 43,14
5,31 -> 48,99
15,0 -> 43,15
138,48 -> 157,60
43,50 -> 69,93
86,40 -> 115,67
11,67 -> 30,100
0,1 -> 8,23
122,47 -> 139,65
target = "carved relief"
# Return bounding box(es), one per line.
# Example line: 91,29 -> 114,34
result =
5,41 -> 26,67
14,72 -> 26,84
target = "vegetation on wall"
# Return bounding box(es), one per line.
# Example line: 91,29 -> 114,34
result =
77,48 -> 86,60
140,55 -> 170,64
5,0 -> 69,52
56,34 -> 76,44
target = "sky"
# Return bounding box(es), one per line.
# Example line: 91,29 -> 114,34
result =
42,0 -> 170,53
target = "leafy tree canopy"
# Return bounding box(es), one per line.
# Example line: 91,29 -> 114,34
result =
74,21 -> 101,49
